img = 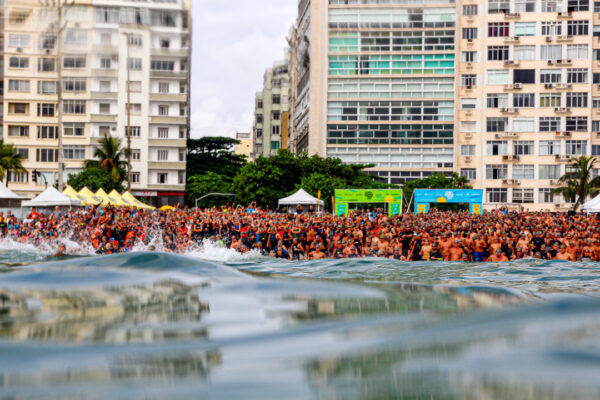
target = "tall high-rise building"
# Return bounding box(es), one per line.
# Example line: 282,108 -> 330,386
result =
253,59 -> 290,157
2,0 -> 191,207
288,0 -> 600,211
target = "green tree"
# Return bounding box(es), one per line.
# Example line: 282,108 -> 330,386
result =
0,140 -> 27,186
84,135 -> 130,191
232,150 -> 390,209
187,172 -> 233,209
187,137 -> 247,178
552,156 -> 600,210
298,173 -> 346,210
67,167 -> 124,192
403,173 -> 472,212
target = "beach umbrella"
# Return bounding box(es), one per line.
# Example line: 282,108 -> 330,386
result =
78,187 -> 102,206
122,191 -> 155,210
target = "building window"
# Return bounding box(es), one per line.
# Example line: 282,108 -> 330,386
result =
567,0 -> 589,12
158,82 -> 170,93
540,69 -> 561,84
128,104 -> 142,115
460,169 -> 476,180
540,117 -> 561,132
513,141 -> 533,155
513,93 -> 535,108
100,57 -> 112,69
9,103 -> 28,114
461,75 -> 477,87
461,145 -> 476,156
566,140 -> 588,155
540,94 -> 561,108
487,188 -> 508,203
541,22 -> 562,36
566,116 -> 588,131
566,93 -> 588,108
257,99 -> 263,109
513,46 -> 536,61
158,105 -> 169,116
461,98 -> 477,109
271,141 -> 281,150
593,145 -> 600,156
488,23 -> 509,37
157,173 -> 168,184
36,149 -> 59,163
131,150 -> 141,161
8,126 -> 29,137
487,118 -> 508,132
63,56 -> 86,69
126,126 -> 141,137
568,21 -> 589,36
99,126 -> 111,136
63,100 -> 86,114
8,80 -> 30,92
513,189 -> 534,203
272,125 -> 281,135
272,111 -> 280,120
567,44 -> 588,60
514,22 -> 536,36
7,172 -> 28,184
542,0 -> 560,11
487,141 -> 508,156
99,103 -> 111,114
63,145 -> 86,160
487,94 -> 508,108
63,79 -> 86,92
128,81 -> 142,92
539,165 -> 561,179
64,29 -> 87,45
487,70 -> 509,84
540,140 -> 561,155
129,58 -> 142,70
463,5 -> 478,15
38,126 -> 58,139
463,28 -> 477,40
539,188 -> 555,203
486,164 -> 508,179
513,165 -> 535,180
255,128 -> 263,138
489,0 -> 510,13
513,119 -> 535,132
462,51 -> 477,62
8,34 -> 30,47
129,35 -> 142,47
38,81 -> 57,94
514,70 -> 535,84
488,46 -> 509,61
178,171 -> 185,185
272,94 -> 281,104
179,150 -> 186,162
63,123 -> 84,136
151,60 -> 175,71
37,103 -> 56,117
157,150 -> 168,161
130,172 -> 140,184
158,127 -> 169,138
9,57 -> 29,69
540,45 -> 562,61
38,58 -> 55,72
15,149 -> 29,160
39,35 -> 56,49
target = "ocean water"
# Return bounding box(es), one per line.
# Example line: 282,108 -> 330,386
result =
0,240 -> 600,399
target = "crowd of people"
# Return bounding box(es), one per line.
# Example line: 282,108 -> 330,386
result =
0,205 -> 599,262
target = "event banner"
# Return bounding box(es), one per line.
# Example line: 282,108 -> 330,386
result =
414,189 -> 483,215
335,189 -> 403,204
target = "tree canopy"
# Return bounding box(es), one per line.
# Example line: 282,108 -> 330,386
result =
187,137 -> 247,178
552,156 -> 600,210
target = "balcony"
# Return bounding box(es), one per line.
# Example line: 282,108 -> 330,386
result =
149,116 -> 187,124
147,161 -> 186,170
149,93 -> 188,102
90,114 -> 117,122
148,138 -> 187,147
91,91 -> 118,100
151,48 -> 189,57
150,70 -> 188,79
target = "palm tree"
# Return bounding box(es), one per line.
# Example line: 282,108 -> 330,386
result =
85,135 -> 130,191
0,140 -> 27,186
552,156 -> 600,210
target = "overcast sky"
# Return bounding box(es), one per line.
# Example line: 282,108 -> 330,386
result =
190,1 -> 296,138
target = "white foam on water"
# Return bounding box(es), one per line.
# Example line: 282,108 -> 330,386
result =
184,240 -> 263,263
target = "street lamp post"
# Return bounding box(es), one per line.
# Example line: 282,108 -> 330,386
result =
122,32 -> 132,190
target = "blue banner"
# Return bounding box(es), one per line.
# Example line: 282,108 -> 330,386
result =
414,189 -> 483,215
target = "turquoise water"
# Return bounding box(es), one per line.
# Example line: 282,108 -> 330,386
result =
1,248 -> 600,399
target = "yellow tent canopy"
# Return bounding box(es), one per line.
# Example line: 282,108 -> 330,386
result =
122,191 -> 155,210
78,187 -> 102,206
95,188 -> 117,206
107,190 -> 130,207
160,205 -> 174,211
63,186 -> 89,204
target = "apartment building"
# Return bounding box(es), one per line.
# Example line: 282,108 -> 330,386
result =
253,59 -> 290,157
287,0 -> 600,211
234,131 -> 254,161
2,0 -> 191,206
456,0 -> 598,210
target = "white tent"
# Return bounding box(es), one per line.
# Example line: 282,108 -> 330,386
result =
581,194 -> 600,213
22,187 -> 82,208
0,181 -> 23,207
278,189 -> 324,210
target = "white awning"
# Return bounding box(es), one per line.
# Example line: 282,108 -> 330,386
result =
581,194 -> 600,212
278,189 -> 324,207
0,181 -> 23,200
22,187 -> 82,208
